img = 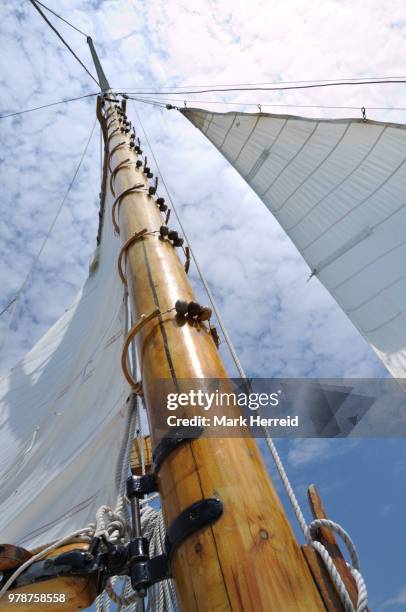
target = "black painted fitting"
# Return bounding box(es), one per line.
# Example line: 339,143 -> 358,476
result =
175,300 -> 189,317
188,301 -> 202,318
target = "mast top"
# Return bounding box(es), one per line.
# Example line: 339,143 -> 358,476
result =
87,36 -> 110,92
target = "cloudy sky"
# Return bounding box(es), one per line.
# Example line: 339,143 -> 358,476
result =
1,0 -> 406,609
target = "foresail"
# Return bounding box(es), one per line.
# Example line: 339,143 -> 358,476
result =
0,178 -> 130,549
183,107 -> 406,378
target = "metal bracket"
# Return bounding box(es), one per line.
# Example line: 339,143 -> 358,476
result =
165,498 -> 223,556
129,498 -> 223,592
3,549 -> 100,589
126,473 -> 158,499
153,425 -> 204,473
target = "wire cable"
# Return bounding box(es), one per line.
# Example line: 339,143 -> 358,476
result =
0,93 -> 97,120
0,118 -> 97,351
29,0 -> 88,37
29,0 -> 100,87
117,75 -> 406,90
118,78 -> 406,97
124,94 -> 406,113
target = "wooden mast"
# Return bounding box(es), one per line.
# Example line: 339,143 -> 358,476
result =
100,92 -> 326,609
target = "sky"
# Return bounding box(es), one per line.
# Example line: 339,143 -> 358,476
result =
0,0 -> 405,609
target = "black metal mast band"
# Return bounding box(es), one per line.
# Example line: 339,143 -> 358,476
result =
152,425 -> 204,473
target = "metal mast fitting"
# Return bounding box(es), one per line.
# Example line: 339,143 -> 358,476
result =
87,37 -> 110,92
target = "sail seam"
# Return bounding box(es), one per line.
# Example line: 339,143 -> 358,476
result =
286,125 -> 387,232
260,120 -> 319,194
273,121 -> 352,213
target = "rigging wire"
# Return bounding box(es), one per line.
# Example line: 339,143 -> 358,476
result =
28,0 -> 88,37
29,0 -> 100,87
0,93 -> 97,120
0,118 -> 97,353
118,78 -> 406,97
117,74 -> 406,90
124,94 -> 406,113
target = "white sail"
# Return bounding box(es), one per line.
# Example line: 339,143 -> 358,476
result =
0,177 -> 131,549
183,108 -> 406,378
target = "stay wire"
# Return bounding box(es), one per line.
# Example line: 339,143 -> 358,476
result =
29,0 -> 100,87
0,93 -> 97,120
118,78 -> 406,96
29,0 -> 88,37
0,118 -> 97,350
117,74 -> 406,90
124,95 -> 406,113
125,95 -> 167,109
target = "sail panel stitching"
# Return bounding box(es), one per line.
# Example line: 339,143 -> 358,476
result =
260,120 -> 319,195
246,118 -> 289,183
232,114 -> 262,164
302,154 -> 406,252
273,122 -> 352,213
286,125 -> 387,232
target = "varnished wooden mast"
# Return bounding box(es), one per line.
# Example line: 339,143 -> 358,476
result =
101,95 -> 326,611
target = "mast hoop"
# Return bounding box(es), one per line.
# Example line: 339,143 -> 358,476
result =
105,104 -> 116,116
118,229 -> 157,285
112,183 -> 146,233
109,159 -> 133,196
106,117 -> 119,130
105,108 -> 116,122
107,127 -> 121,145
108,141 -> 128,172
121,308 -> 161,390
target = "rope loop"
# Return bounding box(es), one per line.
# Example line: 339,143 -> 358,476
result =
308,518 -> 368,612
309,518 -> 360,569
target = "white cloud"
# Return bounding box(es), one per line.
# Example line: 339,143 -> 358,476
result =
287,438 -> 357,467
381,586 -> 406,609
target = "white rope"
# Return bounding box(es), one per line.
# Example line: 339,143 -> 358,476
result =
262,427 -> 368,612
